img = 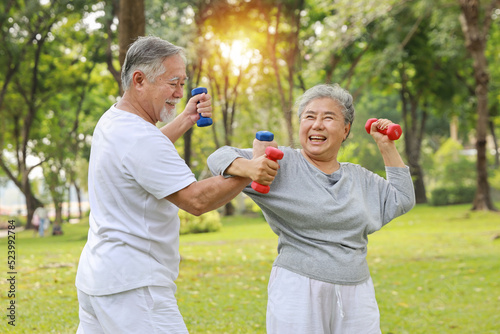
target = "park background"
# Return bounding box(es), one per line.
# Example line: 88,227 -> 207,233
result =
0,0 -> 499,333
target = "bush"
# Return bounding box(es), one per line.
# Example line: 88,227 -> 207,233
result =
0,215 -> 26,228
178,209 -> 222,235
429,186 -> 476,206
431,139 -> 476,187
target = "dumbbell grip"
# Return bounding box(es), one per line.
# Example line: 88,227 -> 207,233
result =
251,146 -> 283,194
365,118 -> 402,140
192,87 -> 213,127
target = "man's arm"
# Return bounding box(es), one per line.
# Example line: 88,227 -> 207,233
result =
160,112 -> 194,143
160,92 -> 212,143
224,156 -> 279,185
166,175 -> 250,216
167,153 -> 279,216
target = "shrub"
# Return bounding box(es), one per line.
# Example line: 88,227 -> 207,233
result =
178,209 -> 222,235
431,139 -> 476,187
0,215 -> 26,228
427,138 -> 477,205
429,186 -> 476,206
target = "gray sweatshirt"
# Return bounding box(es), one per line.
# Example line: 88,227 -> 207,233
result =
208,146 -> 415,285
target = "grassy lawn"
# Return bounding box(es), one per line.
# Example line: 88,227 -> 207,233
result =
0,204 -> 498,333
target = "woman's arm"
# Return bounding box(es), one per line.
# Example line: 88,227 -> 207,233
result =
207,145 -> 279,185
368,119 -> 406,167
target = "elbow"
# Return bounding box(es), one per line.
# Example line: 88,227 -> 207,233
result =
189,207 -> 205,217
181,203 -> 206,217
403,193 -> 416,213
182,199 -> 210,217
206,154 -> 220,176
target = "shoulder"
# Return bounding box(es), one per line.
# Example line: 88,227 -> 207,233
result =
340,162 -> 382,181
340,162 -> 367,174
279,147 -> 301,159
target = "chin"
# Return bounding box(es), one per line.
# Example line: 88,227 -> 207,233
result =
160,107 -> 176,123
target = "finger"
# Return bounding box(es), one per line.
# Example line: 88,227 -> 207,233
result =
376,119 -> 392,130
266,160 -> 280,171
199,112 -> 212,118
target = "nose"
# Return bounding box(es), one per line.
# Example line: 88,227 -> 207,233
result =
173,85 -> 183,98
312,117 -> 325,130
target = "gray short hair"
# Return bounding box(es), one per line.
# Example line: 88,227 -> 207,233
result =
121,36 -> 186,91
296,84 -> 355,128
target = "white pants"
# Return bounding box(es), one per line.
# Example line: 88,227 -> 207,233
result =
77,286 -> 188,334
266,267 -> 381,334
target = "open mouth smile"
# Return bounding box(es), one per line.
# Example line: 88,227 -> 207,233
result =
165,98 -> 180,108
309,135 -> 326,142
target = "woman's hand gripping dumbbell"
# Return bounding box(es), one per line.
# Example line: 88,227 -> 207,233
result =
365,118 -> 402,140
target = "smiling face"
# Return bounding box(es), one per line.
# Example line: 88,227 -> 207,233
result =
299,97 -> 351,166
143,54 -> 187,123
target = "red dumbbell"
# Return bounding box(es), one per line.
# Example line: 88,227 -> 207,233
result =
251,131 -> 284,194
365,118 -> 402,140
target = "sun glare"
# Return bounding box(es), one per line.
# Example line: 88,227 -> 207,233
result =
221,40 -> 253,70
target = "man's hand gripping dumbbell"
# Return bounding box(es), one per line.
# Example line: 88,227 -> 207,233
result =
216,131 -> 282,194
251,131 -> 284,194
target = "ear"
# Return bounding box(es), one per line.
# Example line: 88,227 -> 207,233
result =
132,70 -> 146,89
344,123 -> 351,140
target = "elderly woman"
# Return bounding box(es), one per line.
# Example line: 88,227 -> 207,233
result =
207,84 -> 415,333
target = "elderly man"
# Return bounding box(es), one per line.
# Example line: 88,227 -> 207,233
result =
75,36 -> 279,333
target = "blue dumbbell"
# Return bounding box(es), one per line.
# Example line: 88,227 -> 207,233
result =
192,87 -> 212,127
255,131 -> 274,141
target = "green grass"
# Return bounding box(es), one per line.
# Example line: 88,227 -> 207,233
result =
0,204 -> 499,333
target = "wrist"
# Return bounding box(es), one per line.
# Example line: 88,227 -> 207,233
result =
177,110 -> 196,127
376,138 -> 397,150
225,158 -> 251,178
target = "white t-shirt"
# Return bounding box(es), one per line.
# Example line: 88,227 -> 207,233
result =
76,106 -> 196,296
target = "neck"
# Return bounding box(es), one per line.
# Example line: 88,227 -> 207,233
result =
116,94 -> 155,124
300,150 -> 340,174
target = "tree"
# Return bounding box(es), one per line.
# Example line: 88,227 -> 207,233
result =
0,1 -> 111,228
349,1 -> 435,203
0,1 -> 73,228
458,0 -> 499,211
259,0 -> 305,147
101,0 -> 122,94
118,0 -> 145,67
100,0 -> 145,93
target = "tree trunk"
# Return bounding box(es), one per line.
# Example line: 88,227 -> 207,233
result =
104,0 -> 122,93
118,0 -> 145,67
489,120 -> 499,168
224,201 -> 235,216
24,185 -> 43,230
183,128 -> 193,167
264,1 -> 304,147
67,186 -> 71,220
400,68 -> 427,204
54,201 -> 63,226
459,0 -> 497,211
74,182 -> 83,219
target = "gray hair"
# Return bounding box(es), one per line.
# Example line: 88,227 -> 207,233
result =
121,36 -> 186,91
296,84 -> 355,128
